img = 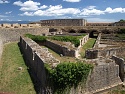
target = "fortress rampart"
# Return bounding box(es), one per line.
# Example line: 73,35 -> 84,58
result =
19,36 -> 123,94
0,27 -> 49,44
19,36 -> 60,93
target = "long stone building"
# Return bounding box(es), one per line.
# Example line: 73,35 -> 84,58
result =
40,19 -> 87,26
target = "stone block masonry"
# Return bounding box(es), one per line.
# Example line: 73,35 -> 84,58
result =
0,27 -> 49,44
85,47 -> 125,59
20,36 -> 60,93
86,62 -> 122,94
112,55 -> 125,82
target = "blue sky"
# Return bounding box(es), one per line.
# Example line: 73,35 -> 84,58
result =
0,0 -> 125,22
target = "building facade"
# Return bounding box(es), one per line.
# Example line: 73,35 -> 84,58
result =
40,19 -> 87,26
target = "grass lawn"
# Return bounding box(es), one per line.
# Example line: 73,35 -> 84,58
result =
0,42 -> 35,94
80,38 -> 96,58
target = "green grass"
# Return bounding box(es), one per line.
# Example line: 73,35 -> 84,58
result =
41,46 -> 77,63
80,38 -> 96,58
115,34 -> 125,40
0,42 -> 35,94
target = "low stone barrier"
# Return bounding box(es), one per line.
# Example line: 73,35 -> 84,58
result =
85,47 -> 125,59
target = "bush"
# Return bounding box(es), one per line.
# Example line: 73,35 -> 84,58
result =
25,34 -> 46,42
118,28 -> 125,34
45,62 -> 93,92
49,36 -> 81,47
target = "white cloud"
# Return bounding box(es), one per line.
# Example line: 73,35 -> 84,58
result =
0,0 -> 9,4
0,15 -> 7,17
63,0 -> 81,2
40,5 -> 48,9
5,11 -> 12,14
105,7 -> 124,13
13,0 -> 41,11
20,5 -> 80,16
13,1 -> 125,18
80,6 -> 105,15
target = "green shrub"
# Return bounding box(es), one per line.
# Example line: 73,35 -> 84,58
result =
118,28 -> 125,34
25,34 -> 46,42
25,34 -> 86,47
44,62 -> 93,93
49,36 -> 81,47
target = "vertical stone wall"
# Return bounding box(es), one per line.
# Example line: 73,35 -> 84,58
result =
112,55 -> 125,82
93,33 -> 101,48
86,62 -> 122,94
20,36 -> 59,93
45,40 -> 76,57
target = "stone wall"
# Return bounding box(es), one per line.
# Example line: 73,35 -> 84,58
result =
0,28 -> 49,44
93,33 -> 101,48
85,47 -> 125,59
86,62 -> 122,94
112,55 -> 125,82
19,36 -> 124,94
45,40 -> 77,57
20,36 -> 60,93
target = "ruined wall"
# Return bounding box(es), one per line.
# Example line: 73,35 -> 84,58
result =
93,33 -> 101,48
45,40 -> 76,57
20,37 -> 59,93
0,28 -> 49,44
86,62 -> 122,94
85,47 -> 125,59
112,55 -> 125,82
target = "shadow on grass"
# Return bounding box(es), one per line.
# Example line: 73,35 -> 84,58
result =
17,42 -> 41,94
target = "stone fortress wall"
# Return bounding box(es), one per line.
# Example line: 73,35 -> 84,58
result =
86,61 -> 122,94
0,27 -> 49,43
0,25 -> 124,93
20,37 -> 60,93
19,36 -> 123,94
0,23 -> 41,28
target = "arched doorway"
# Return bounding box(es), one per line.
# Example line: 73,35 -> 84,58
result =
78,29 -> 87,33
69,29 -> 76,33
89,30 -> 98,38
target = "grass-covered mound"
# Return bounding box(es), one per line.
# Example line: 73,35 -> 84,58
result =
45,62 -> 93,93
0,42 -> 35,94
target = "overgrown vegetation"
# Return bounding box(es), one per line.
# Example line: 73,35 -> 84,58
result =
117,28 -> 125,34
45,62 -> 93,93
0,42 -> 35,94
25,33 -> 47,42
25,34 -> 86,47
80,38 -> 96,58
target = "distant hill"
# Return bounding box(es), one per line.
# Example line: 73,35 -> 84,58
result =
0,21 -> 32,24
